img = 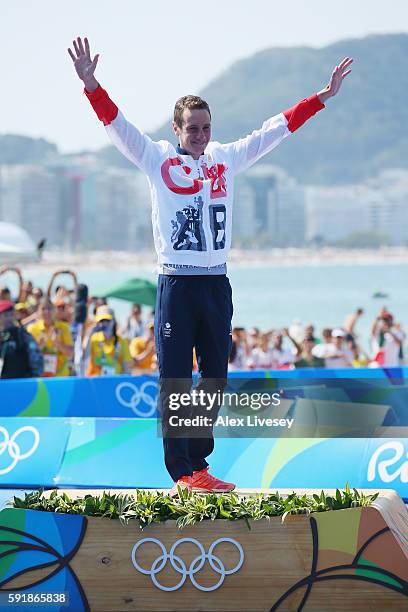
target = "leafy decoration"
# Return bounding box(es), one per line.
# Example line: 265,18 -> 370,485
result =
11,484 -> 378,530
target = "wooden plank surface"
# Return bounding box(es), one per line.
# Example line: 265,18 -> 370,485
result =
66,490 -> 407,611
3,489 -> 407,611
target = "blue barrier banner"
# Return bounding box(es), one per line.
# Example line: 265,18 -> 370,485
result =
0,375 -> 160,418
1,368 -> 408,419
0,370 -> 406,500
0,419 -> 70,486
0,417 -> 406,500
57,418 -> 165,487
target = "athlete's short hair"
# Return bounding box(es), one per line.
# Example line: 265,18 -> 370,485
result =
173,95 -> 211,128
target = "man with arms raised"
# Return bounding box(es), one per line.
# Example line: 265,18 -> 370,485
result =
69,37 -> 352,494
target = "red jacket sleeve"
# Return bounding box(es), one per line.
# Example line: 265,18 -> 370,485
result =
84,85 -> 118,126
283,94 -> 325,133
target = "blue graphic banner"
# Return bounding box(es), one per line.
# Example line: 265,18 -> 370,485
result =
1,367 -> 408,418
0,419 -> 70,486
0,370 -> 406,500
0,375 -> 160,418
0,508 -> 88,612
0,417 -> 406,501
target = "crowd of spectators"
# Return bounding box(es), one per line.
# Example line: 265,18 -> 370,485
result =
0,267 -> 157,379
229,307 -> 405,371
0,268 -> 405,379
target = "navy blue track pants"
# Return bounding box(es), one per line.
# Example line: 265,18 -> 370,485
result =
154,274 -> 233,481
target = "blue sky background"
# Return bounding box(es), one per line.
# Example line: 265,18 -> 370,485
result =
1,0 -> 407,151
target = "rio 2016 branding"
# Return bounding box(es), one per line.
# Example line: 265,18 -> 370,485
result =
367,441 -> 408,483
131,537 -> 244,592
115,381 -> 159,417
0,426 -> 40,475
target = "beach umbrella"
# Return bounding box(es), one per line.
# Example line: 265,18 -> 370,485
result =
103,278 -> 157,306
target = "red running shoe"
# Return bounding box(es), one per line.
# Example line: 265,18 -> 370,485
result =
168,475 -> 192,497
192,467 -> 236,493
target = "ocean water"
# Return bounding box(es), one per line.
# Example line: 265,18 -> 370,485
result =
11,261 -> 408,350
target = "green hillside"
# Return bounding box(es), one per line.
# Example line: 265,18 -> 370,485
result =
0,134 -> 58,164
1,34 -> 407,185
152,33 -> 408,185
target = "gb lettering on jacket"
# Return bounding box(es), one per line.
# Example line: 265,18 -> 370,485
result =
162,158 -> 228,252
161,157 -> 228,199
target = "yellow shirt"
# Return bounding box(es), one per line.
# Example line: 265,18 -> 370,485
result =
352,357 -> 369,368
129,337 -> 155,370
87,332 -> 131,376
28,319 -> 73,377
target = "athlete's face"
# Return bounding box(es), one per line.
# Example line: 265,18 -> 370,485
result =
173,108 -> 211,159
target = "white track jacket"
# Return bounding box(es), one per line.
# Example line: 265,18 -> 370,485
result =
85,86 -> 324,270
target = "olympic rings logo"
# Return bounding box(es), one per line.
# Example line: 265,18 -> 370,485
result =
115,381 -> 159,417
0,426 -> 40,475
131,537 -> 244,592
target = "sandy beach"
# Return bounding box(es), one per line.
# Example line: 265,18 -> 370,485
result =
21,247 -> 408,272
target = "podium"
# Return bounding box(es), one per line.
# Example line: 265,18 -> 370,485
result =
0,488 -> 406,611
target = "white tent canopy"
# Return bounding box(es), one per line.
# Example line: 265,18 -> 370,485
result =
0,222 -> 38,262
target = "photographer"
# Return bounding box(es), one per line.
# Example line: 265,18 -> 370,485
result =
0,301 -> 43,379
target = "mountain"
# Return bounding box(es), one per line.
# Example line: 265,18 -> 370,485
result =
0,135 -> 58,164
2,34 -> 407,184
150,33 -> 408,185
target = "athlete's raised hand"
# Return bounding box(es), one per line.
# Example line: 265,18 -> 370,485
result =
68,37 -> 99,92
317,57 -> 353,103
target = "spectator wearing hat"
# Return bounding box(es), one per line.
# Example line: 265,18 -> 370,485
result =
86,306 -> 132,376
14,302 -> 31,324
312,327 -> 351,368
28,299 -> 73,377
326,328 -> 352,368
0,300 -> 43,378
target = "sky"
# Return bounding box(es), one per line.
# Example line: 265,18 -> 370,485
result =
1,0 -> 408,152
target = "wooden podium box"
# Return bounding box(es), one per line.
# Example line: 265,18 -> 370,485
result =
0,489 -> 406,611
